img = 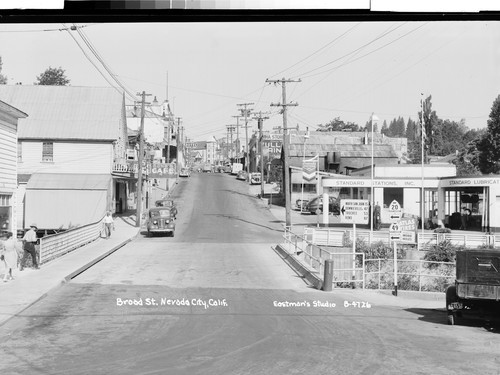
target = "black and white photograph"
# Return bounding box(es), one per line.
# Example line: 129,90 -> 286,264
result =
0,2 -> 500,374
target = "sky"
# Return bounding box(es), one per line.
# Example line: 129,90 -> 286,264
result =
1,20 -> 500,142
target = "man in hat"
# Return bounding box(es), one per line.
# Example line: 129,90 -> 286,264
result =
21,224 -> 39,270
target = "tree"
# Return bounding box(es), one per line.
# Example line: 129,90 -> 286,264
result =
317,117 -> 360,132
380,121 -> 389,136
0,57 -> 7,84
454,136 -> 483,176
364,117 -> 378,133
434,119 -> 468,156
35,66 -> 70,86
478,95 -> 500,174
406,118 -> 417,141
387,116 -> 405,137
416,95 -> 439,162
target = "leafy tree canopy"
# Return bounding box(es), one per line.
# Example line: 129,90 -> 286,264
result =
478,95 -> 500,174
0,56 -> 7,84
317,117 -> 361,132
35,66 -> 70,86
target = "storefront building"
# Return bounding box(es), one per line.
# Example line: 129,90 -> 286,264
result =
0,100 -> 27,236
313,164 -> 500,232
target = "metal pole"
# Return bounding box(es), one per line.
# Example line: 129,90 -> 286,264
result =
370,114 -> 376,245
259,118 -> 265,197
393,240 -> 398,296
420,94 -> 425,250
136,91 -> 149,227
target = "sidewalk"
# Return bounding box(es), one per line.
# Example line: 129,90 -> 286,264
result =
0,212 -> 141,327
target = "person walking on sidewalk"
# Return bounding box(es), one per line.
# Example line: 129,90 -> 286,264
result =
103,211 -> 115,239
21,224 -> 39,270
1,231 -> 21,282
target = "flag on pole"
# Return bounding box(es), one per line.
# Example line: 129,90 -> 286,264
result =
302,154 -> 319,181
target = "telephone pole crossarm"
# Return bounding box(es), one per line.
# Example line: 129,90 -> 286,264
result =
237,102 -> 254,179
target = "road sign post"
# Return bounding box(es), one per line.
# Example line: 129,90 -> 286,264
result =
340,199 -> 369,289
393,240 -> 398,296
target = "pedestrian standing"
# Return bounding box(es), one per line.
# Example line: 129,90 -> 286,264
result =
460,207 -> 468,230
21,224 -> 39,270
103,211 -> 115,239
1,231 -> 21,282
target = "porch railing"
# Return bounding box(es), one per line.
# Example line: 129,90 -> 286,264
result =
283,226 -> 365,289
304,227 -> 497,249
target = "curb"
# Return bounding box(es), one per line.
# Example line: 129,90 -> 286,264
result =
273,244 -> 323,290
63,232 -> 140,282
376,289 -> 446,301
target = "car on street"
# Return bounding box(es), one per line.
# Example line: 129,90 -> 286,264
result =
179,168 -> 190,177
155,199 -> 178,218
306,195 -> 340,215
446,249 -> 500,325
236,170 -> 248,181
249,172 -> 261,185
295,198 -> 309,211
146,208 -> 176,237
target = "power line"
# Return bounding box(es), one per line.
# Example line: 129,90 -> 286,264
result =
269,22 -> 362,79
63,27 -> 121,94
292,23 -> 408,79
73,24 -> 137,100
300,23 -> 427,80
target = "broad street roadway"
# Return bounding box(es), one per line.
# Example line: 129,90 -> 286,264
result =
1,172 -> 499,374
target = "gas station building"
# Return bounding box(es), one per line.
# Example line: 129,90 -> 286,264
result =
294,164 -> 500,232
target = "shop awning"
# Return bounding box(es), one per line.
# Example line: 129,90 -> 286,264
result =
25,173 -> 111,230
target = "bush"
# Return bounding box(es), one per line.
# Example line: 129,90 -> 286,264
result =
423,239 -> 463,267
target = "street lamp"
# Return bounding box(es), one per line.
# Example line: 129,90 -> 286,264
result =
300,127 -> 310,213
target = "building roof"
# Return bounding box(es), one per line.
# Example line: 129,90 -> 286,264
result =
289,143 -> 398,159
0,85 -> 124,141
0,100 -> 28,119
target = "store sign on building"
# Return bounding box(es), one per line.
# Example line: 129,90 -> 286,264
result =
323,178 -> 439,188
112,161 -> 177,178
262,140 -> 282,156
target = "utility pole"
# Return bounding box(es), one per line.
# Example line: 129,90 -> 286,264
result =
266,78 -> 301,227
136,91 -> 151,228
165,109 -> 173,192
237,103 -> 254,179
176,117 -> 182,177
253,111 -> 269,198
232,115 -> 242,161
226,125 -> 236,160
226,128 -> 229,160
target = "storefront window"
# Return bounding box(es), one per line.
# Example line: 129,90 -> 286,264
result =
444,188 -> 486,231
0,194 -> 12,232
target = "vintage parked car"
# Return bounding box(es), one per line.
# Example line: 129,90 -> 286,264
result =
147,208 -> 176,237
179,167 -> 191,177
295,198 -> 309,211
446,249 -> 500,325
155,199 -> 178,218
249,172 -> 261,185
306,195 -> 340,215
236,170 -> 248,181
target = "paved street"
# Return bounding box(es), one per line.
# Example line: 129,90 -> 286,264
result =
0,173 -> 499,375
